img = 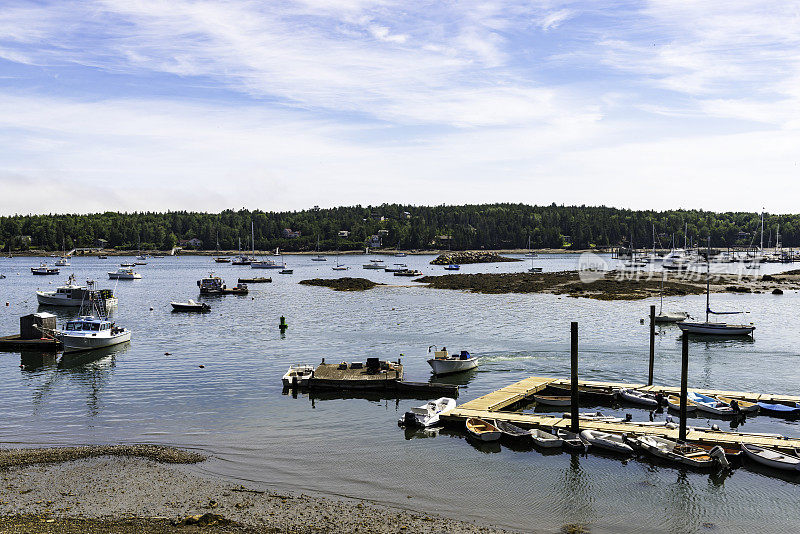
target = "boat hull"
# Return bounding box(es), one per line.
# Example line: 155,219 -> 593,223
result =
677,322 -> 754,336
36,292 -> 118,308
57,331 -> 131,353
427,357 -> 477,376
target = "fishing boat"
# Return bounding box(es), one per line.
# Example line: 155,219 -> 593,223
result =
741,443 -> 800,472
426,346 -> 478,375
197,273 -> 248,295
757,401 -> 800,417
492,419 -> 531,440
251,258 -> 281,269
282,364 -> 315,388
31,263 -> 59,275
465,418 -> 501,442
36,274 -> 118,308
120,262 -> 135,267
715,396 -> 759,414
400,397 -> 456,427
51,283 -> 131,353
632,436 -> 728,469
384,264 -> 408,273
579,429 -> 633,454
688,392 -> 736,416
394,269 -> 422,276
238,277 -> 271,283
677,238 -> 755,336
311,237 -> 326,261
362,263 -> 383,269
533,395 -> 571,406
443,264 -> 460,271
279,269 -> 293,274
108,267 -> 141,279
556,428 -> 589,451
530,428 -> 563,448
617,388 -> 661,408
171,299 -> 211,312
666,394 -> 698,413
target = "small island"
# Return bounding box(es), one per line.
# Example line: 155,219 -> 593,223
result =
430,251 -> 521,265
299,277 -> 384,291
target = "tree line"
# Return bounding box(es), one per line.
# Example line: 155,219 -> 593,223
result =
0,204 -> 793,252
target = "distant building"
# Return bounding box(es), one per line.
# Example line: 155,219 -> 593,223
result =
94,238 -> 107,248
282,228 -> 301,239
338,230 -> 350,238
366,235 -> 382,248
377,229 -> 389,236
370,212 -> 385,221
179,238 -> 202,248
402,211 -> 411,219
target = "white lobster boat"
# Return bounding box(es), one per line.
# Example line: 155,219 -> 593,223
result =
108,267 -> 141,279
36,274 -> 118,308
426,346 -> 478,375
52,282 -> 130,353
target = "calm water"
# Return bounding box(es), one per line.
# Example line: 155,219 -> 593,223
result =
1,254 -> 799,533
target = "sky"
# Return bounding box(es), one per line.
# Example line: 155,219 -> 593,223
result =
1,0 -> 799,215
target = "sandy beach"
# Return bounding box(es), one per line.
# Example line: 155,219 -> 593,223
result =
0,445 -> 512,534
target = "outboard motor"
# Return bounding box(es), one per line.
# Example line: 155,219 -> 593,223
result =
400,411 -> 417,427
730,399 -> 741,415
709,446 -> 730,469
625,413 -> 633,422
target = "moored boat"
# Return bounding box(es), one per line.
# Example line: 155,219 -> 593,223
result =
36,274 -> 118,308
666,394 -> 698,413
31,263 -> 59,275
617,388 -> 661,407
465,418 -> 501,442
741,443 -> 800,472
533,395 -> 571,406
688,391 -> 736,416
530,428 -> 563,448
556,428 -> 589,451
579,429 -> 633,454
443,264 -> 460,271
279,269 -> 293,274
197,273 -> 248,295
426,347 -> 478,375
171,299 -> 211,312
394,269 -> 422,276
238,277 -> 272,283
51,282 -> 130,353
716,396 -> 759,414
757,401 -> 800,417
492,419 -> 531,440
108,267 -> 141,279
400,397 -> 456,427
282,364 -> 315,388
632,435 -> 728,469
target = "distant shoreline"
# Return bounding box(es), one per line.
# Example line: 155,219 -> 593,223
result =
6,248 -> 610,257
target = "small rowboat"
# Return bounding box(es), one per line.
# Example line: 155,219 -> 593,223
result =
579,429 -> 633,454
666,395 -> 698,413
556,428 -> 589,452
631,436 -> 728,469
493,419 -> 531,440
617,388 -> 660,408
716,396 -> 759,414
530,428 -> 562,448
688,392 -> 735,416
170,299 -> 211,312
533,395 -> 571,406
757,401 -> 800,417
279,269 -> 293,274
741,443 -> 800,472
693,443 -> 743,461
465,418 -> 501,442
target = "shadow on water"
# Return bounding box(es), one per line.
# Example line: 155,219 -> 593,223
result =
58,342 -> 129,369
426,367 -> 478,386
19,351 -> 58,371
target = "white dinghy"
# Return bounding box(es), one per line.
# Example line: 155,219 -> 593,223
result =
530,428 -> 563,448
631,435 -> 728,469
579,429 -> 634,454
741,443 -> 800,472
282,364 -> 314,388
400,397 -> 456,428
617,388 -> 660,408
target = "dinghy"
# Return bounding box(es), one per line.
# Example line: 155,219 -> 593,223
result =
548,384 -> 616,404
688,392 -> 735,416
716,396 -> 759,414
741,443 -> 800,472
530,428 -> 563,448
465,418 -> 502,442
170,299 -> 211,312
666,395 -> 698,413
579,429 -> 633,454
617,388 -> 660,408
533,395 -> 571,406
632,435 -> 728,469
562,411 -> 626,423
493,420 -> 531,440
400,397 -> 456,428
556,428 -> 589,452
757,401 -> 800,417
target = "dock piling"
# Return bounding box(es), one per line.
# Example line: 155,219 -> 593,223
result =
648,305 -> 655,386
570,322 -> 579,433
679,334 -> 689,441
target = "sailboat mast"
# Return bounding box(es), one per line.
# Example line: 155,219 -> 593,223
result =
251,221 -> 255,258
706,236 -> 711,323
760,210 -> 764,252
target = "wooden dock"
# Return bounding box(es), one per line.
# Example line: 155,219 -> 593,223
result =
0,334 -> 62,352
442,376 -> 800,452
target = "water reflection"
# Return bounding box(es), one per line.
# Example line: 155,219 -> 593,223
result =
20,351 -> 57,371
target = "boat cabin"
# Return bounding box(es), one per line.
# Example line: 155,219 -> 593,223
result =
64,318 -> 113,332
198,275 -> 225,292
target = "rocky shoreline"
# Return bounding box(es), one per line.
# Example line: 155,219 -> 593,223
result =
0,446 -> 512,534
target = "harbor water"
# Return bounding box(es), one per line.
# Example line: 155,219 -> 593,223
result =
1,254 -> 799,533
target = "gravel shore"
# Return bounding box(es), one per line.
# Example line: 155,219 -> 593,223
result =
0,447 -> 513,533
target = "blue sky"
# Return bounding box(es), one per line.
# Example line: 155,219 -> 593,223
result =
1,1 -> 798,214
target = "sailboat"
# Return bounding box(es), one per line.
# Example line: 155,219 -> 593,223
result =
213,231 -> 230,263
524,235 -> 537,258
528,252 -> 542,273
251,222 -> 281,269
231,236 -> 252,265
311,236 -> 326,261
332,251 -> 348,270
677,238 -> 755,336
654,270 -> 689,323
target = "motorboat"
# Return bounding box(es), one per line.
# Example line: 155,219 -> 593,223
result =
52,283 -> 131,353
384,264 -> 408,273
171,299 -> 211,312
666,394 -> 698,413
528,267 -> 543,273
120,262 -> 135,267
426,346 -> 478,375
547,384 -> 616,404
369,259 -> 384,263
251,258 -> 282,269
54,257 -> 70,267
36,274 -> 118,308
579,429 -> 633,454
279,269 -> 293,274
530,428 -> 563,448
400,397 -> 456,427
332,265 -> 349,271
556,428 -> 589,451
631,435 -> 728,469
214,256 -> 231,263
617,388 -> 661,408
443,264 -> 460,271
197,273 -> 248,295
757,401 -> 800,417
231,256 -> 253,265
238,277 -> 272,283
108,267 -> 141,279
741,443 -> 800,472
533,395 -> 571,406
282,364 -> 315,388
394,269 -> 422,276
465,418 -> 501,442
362,263 -> 384,269
688,392 -> 736,416
31,263 -> 59,275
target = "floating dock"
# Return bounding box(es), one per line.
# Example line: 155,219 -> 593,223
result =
307,362 -> 459,396
0,334 -> 62,352
442,376 -> 800,452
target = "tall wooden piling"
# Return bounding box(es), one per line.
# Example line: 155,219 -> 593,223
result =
570,322 -> 579,433
648,305 -> 655,386
679,333 -> 689,441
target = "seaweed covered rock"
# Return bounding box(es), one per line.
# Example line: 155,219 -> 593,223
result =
430,251 -> 520,265
299,278 -> 384,291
